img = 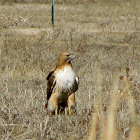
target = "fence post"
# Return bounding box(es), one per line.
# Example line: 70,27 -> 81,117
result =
52,0 -> 54,25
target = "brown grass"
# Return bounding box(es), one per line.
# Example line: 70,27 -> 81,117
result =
0,1 -> 140,140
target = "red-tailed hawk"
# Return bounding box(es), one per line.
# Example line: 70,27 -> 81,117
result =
45,52 -> 79,115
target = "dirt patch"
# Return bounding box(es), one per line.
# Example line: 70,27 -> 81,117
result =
10,28 -> 48,36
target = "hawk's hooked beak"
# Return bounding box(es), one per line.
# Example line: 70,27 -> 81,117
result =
69,54 -> 75,60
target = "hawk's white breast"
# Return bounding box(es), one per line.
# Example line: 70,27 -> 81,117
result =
55,65 -> 76,90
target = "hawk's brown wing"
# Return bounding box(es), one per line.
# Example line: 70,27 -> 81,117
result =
46,71 -> 56,100
73,76 -> 79,92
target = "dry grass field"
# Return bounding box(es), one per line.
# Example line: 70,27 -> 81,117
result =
0,0 -> 140,140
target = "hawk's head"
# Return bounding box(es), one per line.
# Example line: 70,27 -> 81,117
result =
57,52 -> 75,66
